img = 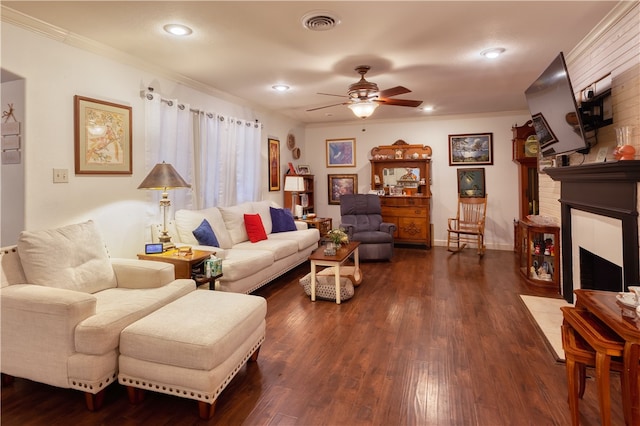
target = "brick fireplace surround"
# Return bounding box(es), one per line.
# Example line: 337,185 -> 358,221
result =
547,160 -> 640,303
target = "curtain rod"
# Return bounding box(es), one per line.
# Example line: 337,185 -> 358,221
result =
141,88 -> 262,127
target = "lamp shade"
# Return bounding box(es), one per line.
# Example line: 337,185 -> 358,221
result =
348,100 -> 379,119
284,175 -> 305,192
138,162 -> 191,190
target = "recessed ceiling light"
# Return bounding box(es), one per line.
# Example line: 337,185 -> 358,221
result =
481,47 -> 505,59
272,84 -> 290,92
163,24 -> 193,36
421,106 -> 434,112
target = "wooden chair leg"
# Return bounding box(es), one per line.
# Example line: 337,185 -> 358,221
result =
198,399 -> 218,420
85,389 -> 106,411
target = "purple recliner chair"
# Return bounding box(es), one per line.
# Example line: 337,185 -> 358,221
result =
339,194 -> 396,261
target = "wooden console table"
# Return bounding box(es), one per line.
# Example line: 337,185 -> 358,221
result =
574,289 -> 640,425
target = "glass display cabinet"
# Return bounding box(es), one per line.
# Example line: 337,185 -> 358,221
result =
517,216 -> 560,290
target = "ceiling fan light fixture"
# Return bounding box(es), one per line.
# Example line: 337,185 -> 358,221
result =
348,101 -> 378,119
481,47 -> 505,59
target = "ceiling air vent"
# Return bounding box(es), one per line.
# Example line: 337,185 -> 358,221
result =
302,11 -> 340,31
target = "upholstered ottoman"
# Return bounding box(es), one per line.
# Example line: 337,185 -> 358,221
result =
117,290 -> 266,419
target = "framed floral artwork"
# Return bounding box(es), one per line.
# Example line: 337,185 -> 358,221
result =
328,174 -> 357,205
326,138 -> 356,167
74,95 -> 132,174
268,138 -> 280,191
448,133 -> 493,166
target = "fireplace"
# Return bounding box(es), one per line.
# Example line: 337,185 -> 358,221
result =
546,161 -> 640,303
579,248 -> 622,292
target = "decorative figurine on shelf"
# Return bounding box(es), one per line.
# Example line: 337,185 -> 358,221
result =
544,238 -> 554,256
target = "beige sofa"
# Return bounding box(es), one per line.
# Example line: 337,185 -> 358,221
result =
155,201 -> 320,294
0,221 -> 194,410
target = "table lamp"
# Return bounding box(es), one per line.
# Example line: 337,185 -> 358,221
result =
138,161 -> 191,251
284,175 -> 305,217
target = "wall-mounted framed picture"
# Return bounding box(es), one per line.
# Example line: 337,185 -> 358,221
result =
326,138 -> 356,167
457,168 -> 486,198
448,132 -> 493,166
297,164 -> 311,175
74,95 -> 132,174
328,174 -> 357,205
268,138 -> 280,191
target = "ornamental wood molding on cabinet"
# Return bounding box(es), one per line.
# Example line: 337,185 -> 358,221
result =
370,141 -> 432,247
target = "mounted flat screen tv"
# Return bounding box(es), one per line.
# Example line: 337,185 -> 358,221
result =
525,52 -> 590,158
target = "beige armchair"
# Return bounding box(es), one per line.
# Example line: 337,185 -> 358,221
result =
1,221 -> 194,410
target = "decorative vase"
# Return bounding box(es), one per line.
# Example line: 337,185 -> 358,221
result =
614,126 -> 636,161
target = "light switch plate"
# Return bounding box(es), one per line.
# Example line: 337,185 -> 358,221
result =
53,168 -> 69,183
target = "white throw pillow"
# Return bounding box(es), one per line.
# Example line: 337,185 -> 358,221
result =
252,200 -> 273,234
219,203 -> 253,245
17,220 -> 117,294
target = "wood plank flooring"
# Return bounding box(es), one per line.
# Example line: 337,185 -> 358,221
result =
1,247 -> 626,425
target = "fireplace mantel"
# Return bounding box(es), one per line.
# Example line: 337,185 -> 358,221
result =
546,160 -> 640,302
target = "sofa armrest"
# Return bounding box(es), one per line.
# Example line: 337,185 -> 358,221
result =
111,258 -> 176,289
294,221 -> 309,230
380,222 -> 397,234
1,284 -> 96,385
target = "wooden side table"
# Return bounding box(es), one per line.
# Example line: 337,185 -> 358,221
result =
300,217 -> 332,237
137,249 -> 214,279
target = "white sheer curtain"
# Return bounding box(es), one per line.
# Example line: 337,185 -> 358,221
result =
144,91 -> 262,213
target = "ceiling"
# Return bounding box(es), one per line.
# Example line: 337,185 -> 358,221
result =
2,1 -> 620,124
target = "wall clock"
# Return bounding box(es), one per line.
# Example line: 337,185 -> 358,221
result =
525,136 -> 539,157
287,133 -> 296,150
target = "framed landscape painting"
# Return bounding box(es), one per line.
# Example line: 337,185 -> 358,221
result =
448,133 -> 493,166
457,168 -> 486,198
328,174 -> 357,205
74,95 -> 132,174
326,138 -> 356,167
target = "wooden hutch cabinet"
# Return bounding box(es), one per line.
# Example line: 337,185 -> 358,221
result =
370,141 -> 432,247
512,120 -> 539,218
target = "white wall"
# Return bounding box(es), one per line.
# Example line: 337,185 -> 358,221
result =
304,111 -> 532,250
1,78 -> 26,246
1,22 -> 302,256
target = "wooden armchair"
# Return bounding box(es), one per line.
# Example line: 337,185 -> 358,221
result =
447,195 -> 487,255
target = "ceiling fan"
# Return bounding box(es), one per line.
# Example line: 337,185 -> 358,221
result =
307,65 -> 423,118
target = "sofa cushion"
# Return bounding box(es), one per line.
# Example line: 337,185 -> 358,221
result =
218,249 -> 274,282
244,214 -> 268,243
270,207 -> 297,233
74,279 -> 194,355
234,238 -> 298,261
175,208 -> 233,249
17,220 -> 118,294
192,219 -> 220,247
219,203 -> 253,245
268,228 -> 320,251
251,200 -> 274,234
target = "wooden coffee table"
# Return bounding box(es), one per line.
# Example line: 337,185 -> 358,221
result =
308,241 -> 362,304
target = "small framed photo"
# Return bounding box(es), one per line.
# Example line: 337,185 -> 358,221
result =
297,165 -> 311,175
326,138 -> 356,167
74,95 -> 132,174
448,133 -> 493,166
268,138 -> 280,191
328,174 -> 357,205
457,168 -> 486,198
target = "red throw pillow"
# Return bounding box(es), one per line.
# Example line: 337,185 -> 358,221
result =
244,213 -> 268,243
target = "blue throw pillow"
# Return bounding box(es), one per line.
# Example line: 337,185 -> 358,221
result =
270,207 -> 297,233
192,219 -> 220,247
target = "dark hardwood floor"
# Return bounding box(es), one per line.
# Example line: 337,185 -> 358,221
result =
1,247 -> 625,425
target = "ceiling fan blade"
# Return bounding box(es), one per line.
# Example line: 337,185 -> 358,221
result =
378,86 -> 411,98
317,92 -> 349,98
376,98 -> 423,107
306,102 -> 348,112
